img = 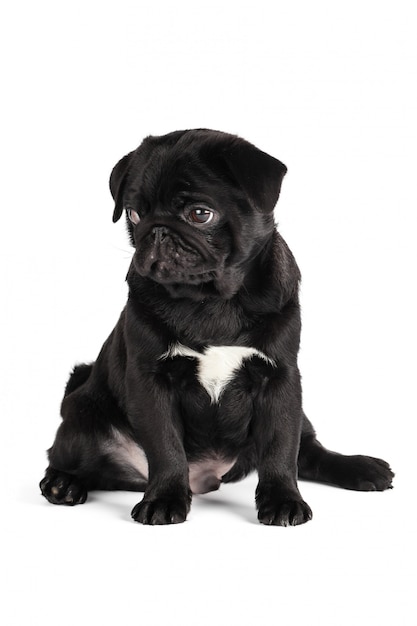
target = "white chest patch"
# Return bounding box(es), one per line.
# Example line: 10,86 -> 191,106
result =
160,343 -> 275,403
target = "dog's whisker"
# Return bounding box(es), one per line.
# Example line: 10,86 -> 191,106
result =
110,245 -> 134,258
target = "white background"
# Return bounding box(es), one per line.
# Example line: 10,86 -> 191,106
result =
1,1 -> 416,624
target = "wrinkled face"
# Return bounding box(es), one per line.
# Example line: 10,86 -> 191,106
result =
110,130 -> 287,299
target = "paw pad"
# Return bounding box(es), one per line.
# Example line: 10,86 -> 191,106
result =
40,470 -> 87,506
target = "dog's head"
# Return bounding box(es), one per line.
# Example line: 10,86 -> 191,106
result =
110,129 -> 287,299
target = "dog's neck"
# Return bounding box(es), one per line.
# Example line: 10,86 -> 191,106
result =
125,229 -> 300,348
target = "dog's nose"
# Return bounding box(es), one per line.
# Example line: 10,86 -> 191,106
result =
151,226 -> 169,244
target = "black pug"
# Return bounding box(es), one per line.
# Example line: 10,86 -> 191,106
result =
40,129 -> 394,525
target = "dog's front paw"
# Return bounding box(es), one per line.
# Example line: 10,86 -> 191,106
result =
131,490 -> 192,525
257,499 -> 313,526
256,484 -> 312,526
40,468 -> 87,505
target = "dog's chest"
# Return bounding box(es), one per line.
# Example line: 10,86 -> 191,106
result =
160,343 -> 273,403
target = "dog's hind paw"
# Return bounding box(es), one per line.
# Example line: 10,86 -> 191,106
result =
40,468 -> 87,505
319,454 -> 395,492
338,455 -> 394,491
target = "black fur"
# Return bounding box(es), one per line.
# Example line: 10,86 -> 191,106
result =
40,129 -> 394,525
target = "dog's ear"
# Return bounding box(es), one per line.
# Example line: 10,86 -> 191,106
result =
222,141 -> 287,213
110,152 -> 134,223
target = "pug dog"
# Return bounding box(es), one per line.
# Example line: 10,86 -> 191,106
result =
40,129 -> 394,525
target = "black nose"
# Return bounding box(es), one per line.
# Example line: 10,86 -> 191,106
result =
151,226 -> 169,244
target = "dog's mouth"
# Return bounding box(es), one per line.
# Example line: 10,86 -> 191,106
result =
139,260 -> 218,285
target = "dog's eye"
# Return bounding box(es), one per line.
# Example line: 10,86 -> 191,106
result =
188,207 -> 213,225
127,208 -> 140,225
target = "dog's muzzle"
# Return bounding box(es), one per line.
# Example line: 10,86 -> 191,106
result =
134,225 -> 218,285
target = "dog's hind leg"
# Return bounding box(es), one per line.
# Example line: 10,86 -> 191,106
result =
297,413 -> 394,491
40,367 -> 147,505
40,459 -> 147,505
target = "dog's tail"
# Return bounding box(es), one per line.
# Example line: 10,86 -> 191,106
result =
64,363 -> 93,397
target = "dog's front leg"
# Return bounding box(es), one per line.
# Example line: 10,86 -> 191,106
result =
253,364 -> 313,526
127,370 -> 192,525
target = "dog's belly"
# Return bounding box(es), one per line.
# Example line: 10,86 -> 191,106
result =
105,429 -> 236,494
160,343 -> 274,403
188,457 -> 236,494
